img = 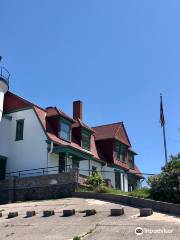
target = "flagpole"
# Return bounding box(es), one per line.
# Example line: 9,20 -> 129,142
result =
160,94 -> 168,165
162,121 -> 168,165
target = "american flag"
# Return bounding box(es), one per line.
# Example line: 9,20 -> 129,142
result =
160,95 -> 165,127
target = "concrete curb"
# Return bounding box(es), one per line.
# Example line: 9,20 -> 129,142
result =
73,192 -> 180,216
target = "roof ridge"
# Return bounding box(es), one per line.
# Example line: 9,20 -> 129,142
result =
92,122 -> 123,128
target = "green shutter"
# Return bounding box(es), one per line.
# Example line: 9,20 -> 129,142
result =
128,152 -> 134,169
116,142 -> 121,160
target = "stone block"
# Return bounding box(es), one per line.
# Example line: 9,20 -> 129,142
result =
63,209 -> 74,217
110,208 -> 124,216
140,208 -> 153,217
26,211 -> 36,217
43,210 -> 55,217
8,212 -> 18,218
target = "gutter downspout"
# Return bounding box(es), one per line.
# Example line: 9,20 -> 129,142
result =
50,141 -> 54,153
47,141 -> 54,171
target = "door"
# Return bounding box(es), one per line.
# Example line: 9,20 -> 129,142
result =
0,156 -> 7,180
115,171 -> 121,189
72,159 -> 79,169
59,154 -> 66,173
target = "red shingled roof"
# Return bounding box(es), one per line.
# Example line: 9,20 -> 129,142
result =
92,122 -> 131,147
129,164 -> 144,178
72,118 -> 95,133
3,92 -> 102,162
3,91 -> 142,177
34,106 -> 102,161
4,92 -> 33,112
46,107 -> 75,123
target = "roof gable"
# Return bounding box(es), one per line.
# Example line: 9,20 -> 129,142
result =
46,107 -> 75,123
92,122 -> 131,147
4,91 -> 45,113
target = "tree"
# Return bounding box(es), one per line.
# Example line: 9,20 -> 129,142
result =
147,154 -> 180,203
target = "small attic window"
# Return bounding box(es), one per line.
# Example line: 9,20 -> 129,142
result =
59,118 -> 71,141
82,129 -> 90,151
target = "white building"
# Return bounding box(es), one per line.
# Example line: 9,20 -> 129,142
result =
0,75 -> 143,191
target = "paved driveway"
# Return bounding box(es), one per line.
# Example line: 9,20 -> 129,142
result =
0,198 -> 179,240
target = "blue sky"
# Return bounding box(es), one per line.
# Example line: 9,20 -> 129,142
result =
1,0 -> 180,175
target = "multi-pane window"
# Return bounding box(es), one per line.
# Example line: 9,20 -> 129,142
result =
15,120 -> 24,141
116,142 -> 121,160
59,118 -> 71,141
128,152 -> 134,169
82,129 -> 90,150
121,145 -> 127,162
116,141 -> 127,162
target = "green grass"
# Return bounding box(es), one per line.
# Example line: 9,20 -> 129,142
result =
77,185 -> 151,199
128,188 -> 151,198
96,186 -> 150,199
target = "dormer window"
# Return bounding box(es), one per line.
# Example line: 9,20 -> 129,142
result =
121,145 -> 127,162
116,141 -> 127,162
82,129 -> 90,150
59,118 -> 71,141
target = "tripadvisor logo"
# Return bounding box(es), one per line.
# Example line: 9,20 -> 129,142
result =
135,227 -> 143,236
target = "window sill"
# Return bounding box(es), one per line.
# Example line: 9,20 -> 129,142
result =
15,139 -> 23,142
82,147 -> 91,152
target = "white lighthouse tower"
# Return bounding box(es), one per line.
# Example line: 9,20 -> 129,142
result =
0,57 -> 10,121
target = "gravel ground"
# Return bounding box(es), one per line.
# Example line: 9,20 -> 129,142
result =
0,198 -> 179,240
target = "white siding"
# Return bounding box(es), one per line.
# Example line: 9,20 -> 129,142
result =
102,165 -> 116,187
48,153 -> 59,174
102,165 -> 129,191
2,109 -> 48,175
0,116 -> 11,157
79,159 -> 102,176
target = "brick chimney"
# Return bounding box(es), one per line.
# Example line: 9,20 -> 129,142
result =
73,100 -> 83,120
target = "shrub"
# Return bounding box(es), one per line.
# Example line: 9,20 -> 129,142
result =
73,236 -> 81,240
147,155 -> 180,203
85,209 -> 96,216
86,171 -> 103,188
